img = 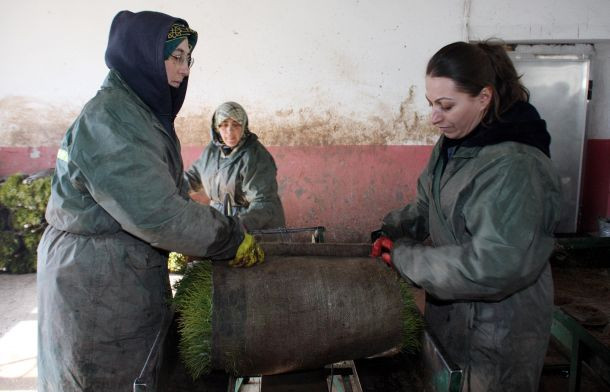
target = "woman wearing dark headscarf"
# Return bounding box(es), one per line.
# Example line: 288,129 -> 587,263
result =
37,11 -> 263,391
371,41 -> 562,391
185,101 -> 285,230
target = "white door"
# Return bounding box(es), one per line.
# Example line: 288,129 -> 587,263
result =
509,52 -> 590,233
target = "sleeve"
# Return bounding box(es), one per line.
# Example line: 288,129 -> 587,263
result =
72,106 -> 242,260
391,154 -> 560,301
237,146 -> 285,230
184,149 -> 207,193
381,168 -> 431,242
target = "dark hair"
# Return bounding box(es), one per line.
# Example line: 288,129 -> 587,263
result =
426,40 -> 529,124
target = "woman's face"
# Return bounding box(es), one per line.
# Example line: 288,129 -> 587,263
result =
425,76 -> 491,139
218,118 -> 244,148
165,39 -> 191,88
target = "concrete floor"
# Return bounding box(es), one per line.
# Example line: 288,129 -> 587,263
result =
0,273 -> 185,392
0,273 -> 37,392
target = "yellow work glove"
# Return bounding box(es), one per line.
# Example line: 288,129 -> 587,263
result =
229,233 -> 265,268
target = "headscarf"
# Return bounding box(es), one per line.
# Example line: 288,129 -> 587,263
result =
211,102 -> 251,155
164,23 -> 198,59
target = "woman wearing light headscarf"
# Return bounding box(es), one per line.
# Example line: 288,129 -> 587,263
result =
185,102 -> 285,230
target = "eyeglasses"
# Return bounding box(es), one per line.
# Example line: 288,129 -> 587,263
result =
169,54 -> 194,69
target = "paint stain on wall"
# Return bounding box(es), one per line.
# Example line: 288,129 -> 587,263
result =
175,87 -> 438,147
2,88 -> 438,148
0,96 -> 79,147
174,107 -> 214,145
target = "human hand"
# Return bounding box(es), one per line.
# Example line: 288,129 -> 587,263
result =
230,233 -> 265,268
370,236 -> 393,267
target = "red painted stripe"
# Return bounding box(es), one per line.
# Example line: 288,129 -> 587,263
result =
580,139 -> 610,232
8,141 -> 609,239
1,145 -> 433,242
0,147 -> 58,177
184,145 -> 433,242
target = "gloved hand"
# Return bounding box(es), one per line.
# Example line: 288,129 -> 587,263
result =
370,229 -> 388,243
370,236 -> 393,267
230,233 -> 265,268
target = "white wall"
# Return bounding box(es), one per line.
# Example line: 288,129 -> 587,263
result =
1,1 -> 461,113
468,0 -> 610,42
1,0 -> 610,145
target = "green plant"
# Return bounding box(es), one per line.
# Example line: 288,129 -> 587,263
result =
0,173 -> 51,273
173,260 -> 214,379
168,251 -> 188,274
0,205 -> 9,230
0,230 -> 21,270
398,280 -> 424,353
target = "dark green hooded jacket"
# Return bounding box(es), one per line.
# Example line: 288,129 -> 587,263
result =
382,102 -> 562,392
37,10 -> 242,392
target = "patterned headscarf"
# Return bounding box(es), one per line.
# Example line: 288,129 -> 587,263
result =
211,102 -> 251,155
164,23 -> 198,59
213,102 -> 249,132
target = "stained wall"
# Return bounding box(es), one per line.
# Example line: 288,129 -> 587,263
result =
1,0 -> 610,240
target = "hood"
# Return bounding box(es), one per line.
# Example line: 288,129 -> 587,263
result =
445,101 -> 551,158
104,10 -> 194,133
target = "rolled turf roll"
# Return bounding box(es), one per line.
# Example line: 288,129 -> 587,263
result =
173,255 -> 422,378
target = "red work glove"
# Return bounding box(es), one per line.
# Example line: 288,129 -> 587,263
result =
370,236 -> 393,267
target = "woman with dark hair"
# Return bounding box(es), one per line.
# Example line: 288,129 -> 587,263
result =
371,41 -> 561,391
